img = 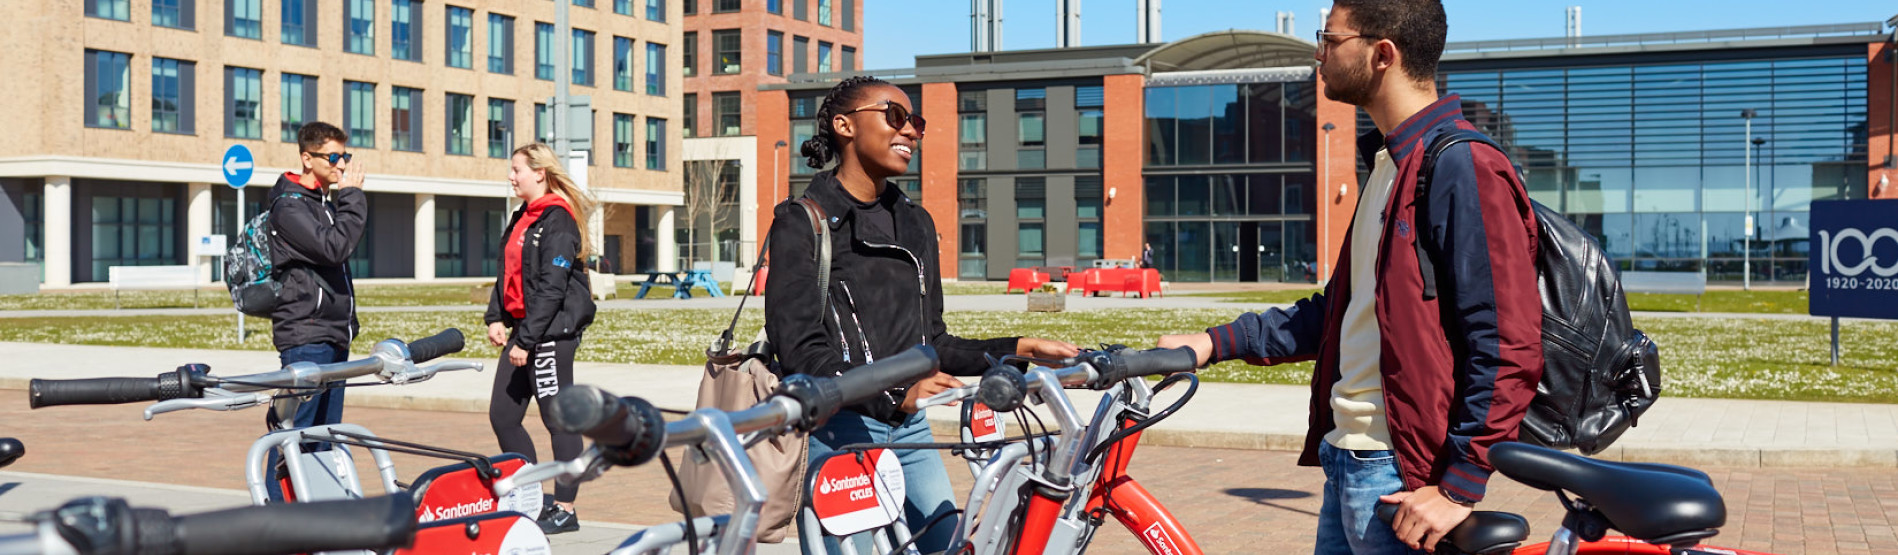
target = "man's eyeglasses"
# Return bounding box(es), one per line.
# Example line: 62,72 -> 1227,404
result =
1315,29 -> 1381,54
305,151 -> 353,165
845,101 -> 927,135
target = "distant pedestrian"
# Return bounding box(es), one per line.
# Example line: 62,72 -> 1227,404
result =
484,143 -> 598,535
1141,242 -> 1156,269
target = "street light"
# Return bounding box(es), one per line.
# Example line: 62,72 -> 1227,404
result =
1750,135 -> 1767,287
1320,122 -> 1335,282
1740,109 -> 1756,291
773,140 -> 788,202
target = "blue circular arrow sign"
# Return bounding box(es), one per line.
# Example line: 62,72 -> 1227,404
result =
222,144 -> 254,189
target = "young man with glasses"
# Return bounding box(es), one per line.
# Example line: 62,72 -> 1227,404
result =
261,121 -> 370,495
1160,1 -> 1544,553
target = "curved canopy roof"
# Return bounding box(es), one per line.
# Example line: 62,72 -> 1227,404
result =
1135,30 -> 1319,71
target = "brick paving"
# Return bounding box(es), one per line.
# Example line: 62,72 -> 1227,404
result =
5,389 -> 1895,554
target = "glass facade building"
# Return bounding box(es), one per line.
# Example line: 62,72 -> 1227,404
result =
1435,54 -> 1870,283
1143,76 -> 1321,283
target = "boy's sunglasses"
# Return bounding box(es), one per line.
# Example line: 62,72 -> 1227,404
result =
845,101 -> 926,135
305,151 -> 353,165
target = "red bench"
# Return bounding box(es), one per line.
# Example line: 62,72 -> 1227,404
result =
1005,268 -> 1051,293
1065,268 -> 1162,298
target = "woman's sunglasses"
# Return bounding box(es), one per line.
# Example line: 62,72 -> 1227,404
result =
845,101 -> 926,135
305,151 -> 353,165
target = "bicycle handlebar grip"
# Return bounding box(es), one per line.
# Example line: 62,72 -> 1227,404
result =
171,493 -> 417,555
831,345 -> 939,408
406,328 -> 466,363
0,438 -> 22,469
977,366 -> 1028,413
1092,346 -> 1199,386
29,366 -> 198,408
549,385 -> 666,467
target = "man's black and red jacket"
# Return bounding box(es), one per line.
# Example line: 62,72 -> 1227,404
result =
1204,95 -> 1545,504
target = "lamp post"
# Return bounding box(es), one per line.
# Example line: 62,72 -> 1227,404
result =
1750,135 -> 1766,287
1321,122 -> 1335,282
1740,109 -> 1755,290
773,140 -> 788,202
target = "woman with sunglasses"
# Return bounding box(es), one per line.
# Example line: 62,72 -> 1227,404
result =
483,143 -> 599,535
765,76 -> 1080,553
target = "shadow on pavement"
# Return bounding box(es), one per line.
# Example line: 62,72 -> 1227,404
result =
1224,487 -> 1318,516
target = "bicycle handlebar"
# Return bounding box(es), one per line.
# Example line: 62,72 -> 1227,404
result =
28,365 -> 205,409
1078,346 -> 1199,386
4,493 -> 415,555
550,386 -> 667,467
404,328 -> 464,364
774,345 -> 939,429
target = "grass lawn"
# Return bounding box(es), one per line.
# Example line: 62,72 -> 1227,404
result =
4,307 -> 1893,404
1186,288 -> 1812,315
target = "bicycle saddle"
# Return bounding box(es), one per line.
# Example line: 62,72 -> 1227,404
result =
0,437 -> 21,468
1375,504 -> 1530,555
1490,442 -> 1724,546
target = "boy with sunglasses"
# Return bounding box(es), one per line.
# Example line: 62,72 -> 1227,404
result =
260,122 -> 370,496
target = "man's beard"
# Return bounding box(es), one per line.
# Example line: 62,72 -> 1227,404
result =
1321,58 -> 1376,107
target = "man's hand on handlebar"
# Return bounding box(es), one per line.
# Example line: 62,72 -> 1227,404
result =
900,371 -> 967,412
1156,332 -> 1214,368
1017,336 -> 1081,359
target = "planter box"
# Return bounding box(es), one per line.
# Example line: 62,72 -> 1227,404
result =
1026,291 -> 1066,312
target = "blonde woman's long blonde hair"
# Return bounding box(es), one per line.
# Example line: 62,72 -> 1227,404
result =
514,143 -> 600,259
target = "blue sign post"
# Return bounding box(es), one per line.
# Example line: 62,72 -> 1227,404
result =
223,145 -> 254,342
1807,200 -> 1898,364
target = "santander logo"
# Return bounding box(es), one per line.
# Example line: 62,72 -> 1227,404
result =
418,498 -> 495,523
1142,522 -> 1180,555
818,472 -> 875,500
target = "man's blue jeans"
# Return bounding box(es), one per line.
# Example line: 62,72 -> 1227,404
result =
264,342 -> 347,501
1313,442 -> 1424,555
801,410 -> 958,555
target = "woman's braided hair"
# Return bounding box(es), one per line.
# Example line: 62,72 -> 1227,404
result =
800,75 -> 894,170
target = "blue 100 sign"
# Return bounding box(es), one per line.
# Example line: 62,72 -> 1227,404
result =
1809,200 -> 1898,320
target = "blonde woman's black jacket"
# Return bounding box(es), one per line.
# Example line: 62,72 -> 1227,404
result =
764,172 -> 1020,424
484,204 -> 596,349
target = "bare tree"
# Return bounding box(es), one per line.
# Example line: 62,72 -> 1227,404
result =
681,157 -> 733,268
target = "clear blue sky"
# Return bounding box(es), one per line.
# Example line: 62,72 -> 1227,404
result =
863,0 -> 1896,70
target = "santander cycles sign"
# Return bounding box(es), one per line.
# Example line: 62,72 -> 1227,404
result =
1808,200 -> 1898,320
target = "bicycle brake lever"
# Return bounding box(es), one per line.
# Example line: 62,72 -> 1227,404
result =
492,445 -> 605,497
143,390 -> 271,420
915,385 -> 976,411
387,361 -> 485,385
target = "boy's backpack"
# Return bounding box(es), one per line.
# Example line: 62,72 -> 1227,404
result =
1414,128 -> 1662,455
225,207 -> 282,317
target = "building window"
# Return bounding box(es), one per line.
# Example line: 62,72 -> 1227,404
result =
1018,114 -> 1045,145
647,0 -> 664,21
535,22 -> 555,80
646,43 -> 666,95
573,0 -> 593,8
1017,178 -> 1046,267
646,117 -> 666,170
767,0 -> 781,14
713,29 -> 741,74
281,73 -> 315,142
489,14 -> 515,74
1078,107 -> 1103,168
153,0 -> 189,29
435,207 -> 464,277
344,81 -> 374,147
791,119 -> 816,174
447,6 -> 473,68
534,102 -> 548,142
614,0 -> 632,16
682,93 -> 697,138
794,0 -> 806,20
151,58 -> 192,134
959,111 -> 986,171
817,41 -> 832,73
841,46 -> 855,72
90,195 -> 180,279
766,31 -> 784,76
840,0 -> 852,31
391,86 -> 421,151
227,0 -> 260,38
713,92 -> 741,136
713,0 -> 739,12
225,66 -> 261,139
792,35 -> 809,73
488,98 -> 514,158
817,0 -> 831,26
283,0 -> 315,45
390,0 -> 418,61
1076,177 -> 1103,259
1077,85 -> 1104,107
682,32 -> 697,77
682,0 -> 694,14
959,178 -> 989,279
86,50 -> 132,129
89,0 -> 129,20
346,0 -> 375,55
572,29 -> 596,86
613,113 -> 635,167
446,93 -> 473,155
613,37 -> 635,91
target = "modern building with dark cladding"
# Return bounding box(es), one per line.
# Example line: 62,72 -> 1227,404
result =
752,19 -> 1895,284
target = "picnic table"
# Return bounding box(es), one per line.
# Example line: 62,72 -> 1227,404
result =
634,269 -> 726,299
